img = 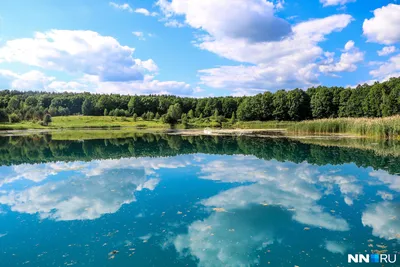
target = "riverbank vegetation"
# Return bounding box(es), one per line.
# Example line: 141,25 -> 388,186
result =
0,77 -> 399,137
289,116 -> 400,139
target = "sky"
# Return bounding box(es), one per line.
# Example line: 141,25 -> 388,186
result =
0,0 -> 399,97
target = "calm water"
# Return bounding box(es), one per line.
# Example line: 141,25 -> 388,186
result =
0,134 -> 399,267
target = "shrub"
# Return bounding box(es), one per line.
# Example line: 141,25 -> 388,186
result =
9,113 -> 21,123
0,109 -> 8,123
43,113 -> 52,126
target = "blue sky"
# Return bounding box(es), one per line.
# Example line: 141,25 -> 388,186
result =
0,0 -> 399,96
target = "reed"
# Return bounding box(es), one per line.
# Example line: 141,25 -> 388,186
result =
288,116 -> 400,139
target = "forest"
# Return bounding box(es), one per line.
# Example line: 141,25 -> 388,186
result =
0,77 -> 399,125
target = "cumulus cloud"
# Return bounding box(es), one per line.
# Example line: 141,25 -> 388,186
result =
172,156 -> 365,266
109,2 -> 133,12
134,8 -> 157,17
363,4 -> 400,45
66,74 -> 194,95
369,170 -> 400,192
0,70 -> 194,96
0,156 -> 194,221
377,46 -> 397,56
0,30 -> 155,82
174,206 -> 281,266
198,157 -> 350,231
369,53 -> 400,81
362,202 -> 400,240
0,69 -> 56,91
157,0 -> 292,42
0,30 -> 197,95
320,0 -> 355,7
0,168 -> 149,221
196,14 -> 353,94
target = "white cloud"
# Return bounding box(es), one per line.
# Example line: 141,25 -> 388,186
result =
164,19 -> 185,28
157,0 -> 292,42
0,30 -> 154,82
53,74 -> 194,95
0,69 -> 56,91
0,72 -> 193,95
362,202 -> 400,240
0,156 -> 193,221
133,31 -> 146,41
0,30 -> 196,95
109,2 -> 133,12
320,0 -> 355,7
196,14 -> 353,94
369,53 -> 400,81
172,156 -> 360,266
377,46 -> 397,56
319,41 -> 364,73
377,191 -> 393,201
198,157 -> 350,231
363,4 -> 400,45
11,70 -> 56,90
174,207 -> 276,266
155,1 -> 353,94
134,8 -> 157,17
324,241 -> 348,254
369,170 -> 400,192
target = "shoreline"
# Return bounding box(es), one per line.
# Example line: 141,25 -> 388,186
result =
0,126 -> 364,140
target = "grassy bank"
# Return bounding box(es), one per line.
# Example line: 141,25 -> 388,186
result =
288,116 -> 400,139
2,115 -> 400,140
0,116 -> 170,130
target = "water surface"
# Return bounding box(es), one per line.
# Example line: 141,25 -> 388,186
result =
0,134 -> 399,266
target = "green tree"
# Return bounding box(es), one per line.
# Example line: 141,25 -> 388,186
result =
273,90 -> 289,120
181,113 -> 188,128
364,83 -> 383,117
164,103 -> 182,125
8,97 -> 20,111
188,109 -> 194,119
310,88 -> 334,118
25,96 -> 38,107
230,111 -> 236,124
133,113 -> 138,122
287,89 -> 310,121
128,96 -> 144,115
338,89 -> 352,117
0,109 -> 8,122
82,99 -> 94,115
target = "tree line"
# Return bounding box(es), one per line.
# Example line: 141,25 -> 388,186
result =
0,77 -> 399,124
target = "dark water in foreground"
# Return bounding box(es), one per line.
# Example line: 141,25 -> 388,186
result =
0,134 -> 399,267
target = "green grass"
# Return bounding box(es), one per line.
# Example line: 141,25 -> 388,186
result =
288,116 -> 400,139
0,116 -> 170,130
0,121 -> 47,130
2,115 -> 400,140
51,116 -> 169,129
50,128 -> 166,140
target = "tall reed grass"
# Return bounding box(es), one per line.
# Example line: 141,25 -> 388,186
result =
289,116 -> 400,139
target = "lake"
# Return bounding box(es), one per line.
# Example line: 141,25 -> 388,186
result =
0,134 -> 399,266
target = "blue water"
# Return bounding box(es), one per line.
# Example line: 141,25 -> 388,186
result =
0,135 -> 399,266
